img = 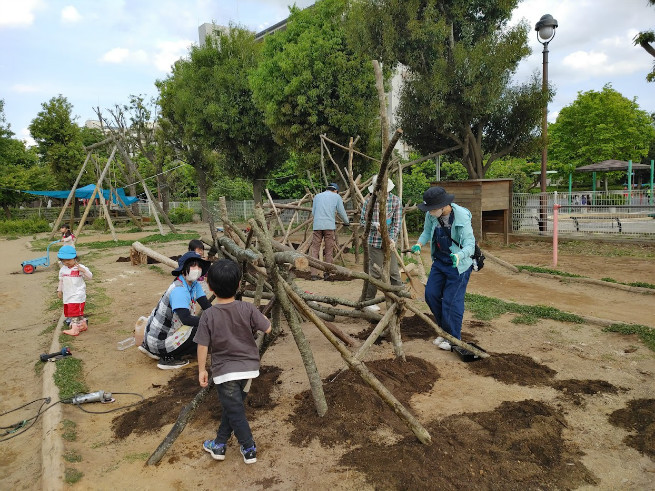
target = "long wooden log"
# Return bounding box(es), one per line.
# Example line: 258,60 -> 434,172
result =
281,279 -> 431,445
147,383 -> 213,465
354,303 -> 397,360
132,241 -> 177,269
251,208 -> 328,417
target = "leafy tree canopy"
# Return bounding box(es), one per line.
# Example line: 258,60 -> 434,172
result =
28,95 -> 86,187
158,26 -> 284,203
348,0 -> 548,179
250,0 -> 379,167
633,0 -> 655,82
548,84 -> 655,172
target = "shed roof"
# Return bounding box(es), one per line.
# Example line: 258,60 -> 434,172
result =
576,160 -> 652,172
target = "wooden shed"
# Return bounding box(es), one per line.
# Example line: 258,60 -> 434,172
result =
431,179 -> 513,244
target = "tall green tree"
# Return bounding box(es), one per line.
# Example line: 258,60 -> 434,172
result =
0,99 -> 55,216
548,85 -> 654,183
250,0 -> 378,172
348,0 -> 547,179
158,26 -> 284,205
633,0 -> 655,82
29,95 -> 86,188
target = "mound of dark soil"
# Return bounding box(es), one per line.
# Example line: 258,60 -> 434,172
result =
608,399 -> 655,460
552,379 -> 621,405
112,365 -> 281,439
467,352 -> 557,386
288,356 -> 439,446
341,399 -> 597,490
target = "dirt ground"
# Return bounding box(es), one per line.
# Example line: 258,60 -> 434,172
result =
1,226 -> 654,490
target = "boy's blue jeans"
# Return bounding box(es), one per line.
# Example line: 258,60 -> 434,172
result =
424,258 -> 472,340
214,379 -> 254,449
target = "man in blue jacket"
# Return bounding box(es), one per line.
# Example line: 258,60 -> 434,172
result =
310,183 -> 350,280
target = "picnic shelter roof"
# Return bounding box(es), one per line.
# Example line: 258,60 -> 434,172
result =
576,160 -> 652,172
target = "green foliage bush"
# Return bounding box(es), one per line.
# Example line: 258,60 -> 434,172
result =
91,218 -> 106,230
168,206 -> 194,224
0,217 -> 49,235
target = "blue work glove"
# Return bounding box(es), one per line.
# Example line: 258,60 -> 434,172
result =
450,253 -> 460,268
411,244 -> 422,254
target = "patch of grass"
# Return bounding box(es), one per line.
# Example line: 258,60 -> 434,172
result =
516,265 -> 584,278
91,440 -> 109,449
46,297 -> 61,312
54,357 -> 88,400
81,232 -> 197,250
148,265 -> 167,275
61,419 -> 77,442
40,321 -> 58,336
602,323 -> 655,352
465,293 -> 585,324
600,278 -> 655,290
34,359 -> 44,376
628,281 -> 655,290
64,450 -> 82,463
6,235 -> 19,240
124,452 -> 150,463
64,468 -> 83,484
511,314 -> 539,325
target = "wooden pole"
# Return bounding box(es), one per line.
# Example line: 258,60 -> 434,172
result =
49,151 -> 92,239
281,280 -> 431,444
250,207 -> 328,417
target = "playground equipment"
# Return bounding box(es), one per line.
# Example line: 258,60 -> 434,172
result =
21,240 -> 60,274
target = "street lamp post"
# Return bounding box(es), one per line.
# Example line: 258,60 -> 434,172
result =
535,14 -> 558,233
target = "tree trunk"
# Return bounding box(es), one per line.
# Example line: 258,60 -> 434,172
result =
253,179 -> 264,205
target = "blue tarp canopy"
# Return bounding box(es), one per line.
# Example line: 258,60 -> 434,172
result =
23,184 -> 140,207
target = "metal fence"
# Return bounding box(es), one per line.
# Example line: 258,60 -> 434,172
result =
513,191 -> 655,237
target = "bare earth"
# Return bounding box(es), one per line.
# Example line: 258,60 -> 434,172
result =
1,227 -> 654,490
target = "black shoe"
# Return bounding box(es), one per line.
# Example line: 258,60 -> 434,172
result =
323,272 -> 331,281
310,275 -> 320,281
240,444 -> 257,464
203,440 -> 226,461
157,356 -> 189,370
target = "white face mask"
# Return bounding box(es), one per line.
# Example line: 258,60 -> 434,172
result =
186,268 -> 202,283
429,208 -> 443,218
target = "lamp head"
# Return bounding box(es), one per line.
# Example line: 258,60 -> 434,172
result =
535,14 -> 558,44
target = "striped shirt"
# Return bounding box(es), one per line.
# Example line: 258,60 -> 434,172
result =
360,193 -> 402,248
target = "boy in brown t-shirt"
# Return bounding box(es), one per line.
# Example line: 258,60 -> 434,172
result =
194,259 -> 271,464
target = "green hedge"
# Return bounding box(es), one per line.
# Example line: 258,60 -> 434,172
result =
168,207 -> 194,224
0,218 -> 50,235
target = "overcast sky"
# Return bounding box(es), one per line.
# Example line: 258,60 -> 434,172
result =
1,0 -> 653,146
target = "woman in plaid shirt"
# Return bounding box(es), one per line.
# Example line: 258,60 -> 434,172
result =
359,177 -> 403,312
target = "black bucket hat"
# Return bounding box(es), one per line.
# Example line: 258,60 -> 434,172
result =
418,186 -> 455,212
171,251 -> 210,277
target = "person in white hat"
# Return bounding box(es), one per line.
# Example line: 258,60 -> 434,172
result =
359,176 -> 403,312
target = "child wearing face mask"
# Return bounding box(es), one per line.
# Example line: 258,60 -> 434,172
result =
140,251 -> 213,369
411,186 -> 476,352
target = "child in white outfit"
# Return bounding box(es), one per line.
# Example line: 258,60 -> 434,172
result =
57,245 -> 92,336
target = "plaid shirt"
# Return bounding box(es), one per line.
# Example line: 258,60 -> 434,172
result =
360,193 -> 402,248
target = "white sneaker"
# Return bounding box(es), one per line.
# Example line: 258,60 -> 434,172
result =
138,345 -> 160,360
437,340 -> 452,351
432,336 -> 445,345
363,305 -> 381,312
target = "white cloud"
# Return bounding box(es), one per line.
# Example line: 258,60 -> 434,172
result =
61,5 -> 82,24
18,127 -> 36,147
153,39 -> 192,72
11,83 -> 42,93
101,47 -> 130,64
0,0 -> 44,27
563,50 -> 645,78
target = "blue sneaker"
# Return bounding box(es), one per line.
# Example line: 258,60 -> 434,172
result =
203,440 -> 226,461
240,445 -> 257,464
